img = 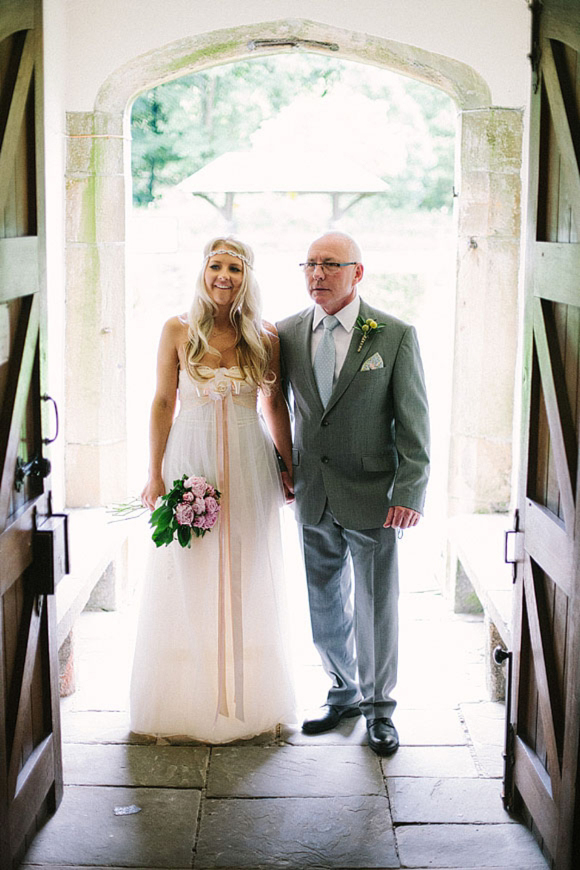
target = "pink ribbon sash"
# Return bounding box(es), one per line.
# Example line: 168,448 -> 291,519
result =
198,375 -> 250,722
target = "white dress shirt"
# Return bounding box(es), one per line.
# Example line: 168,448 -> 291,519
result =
311,295 -> 361,385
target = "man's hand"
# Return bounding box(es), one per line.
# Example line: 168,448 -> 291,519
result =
281,470 -> 295,504
383,506 -> 421,529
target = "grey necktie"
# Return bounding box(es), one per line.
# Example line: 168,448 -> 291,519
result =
313,315 -> 340,407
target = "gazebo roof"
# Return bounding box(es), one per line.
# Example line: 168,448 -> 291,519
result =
178,148 -> 388,194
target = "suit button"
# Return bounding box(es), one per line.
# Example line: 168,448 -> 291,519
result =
322,420 -> 330,427
321,456 -> 329,464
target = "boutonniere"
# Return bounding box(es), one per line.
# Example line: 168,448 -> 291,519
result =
354,316 -> 386,352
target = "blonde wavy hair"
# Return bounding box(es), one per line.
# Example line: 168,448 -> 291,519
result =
185,237 -> 275,391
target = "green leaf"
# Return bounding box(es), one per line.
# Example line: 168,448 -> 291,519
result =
177,524 -> 192,548
150,511 -> 173,534
152,525 -> 174,547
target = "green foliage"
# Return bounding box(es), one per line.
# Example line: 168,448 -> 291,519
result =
149,474 -> 221,548
362,273 -> 425,324
131,54 -> 455,211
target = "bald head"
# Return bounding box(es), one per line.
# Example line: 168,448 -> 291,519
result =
310,232 -> 362,264
305,232 -> 364,315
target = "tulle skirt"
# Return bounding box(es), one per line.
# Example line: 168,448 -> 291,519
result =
130,390 -> 296,742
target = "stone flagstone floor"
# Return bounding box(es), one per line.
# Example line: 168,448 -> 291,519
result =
20,523 -> 549,870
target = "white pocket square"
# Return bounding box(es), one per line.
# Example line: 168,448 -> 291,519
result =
361,352 -> 384,371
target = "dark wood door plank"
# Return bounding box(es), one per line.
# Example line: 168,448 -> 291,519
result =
533,298 -> 576,530
6,594 -> 43,799
542,38 -> 580,235
524,559 -> 564,793
0,503 -> 35,597
0,30 -> 34,218
0,294 -> 39,531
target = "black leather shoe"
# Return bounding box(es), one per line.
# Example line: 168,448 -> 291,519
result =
367,717 -> 399,756
302,704 -> 361,734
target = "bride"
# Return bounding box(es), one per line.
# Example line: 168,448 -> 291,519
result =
131,236 -> 296,743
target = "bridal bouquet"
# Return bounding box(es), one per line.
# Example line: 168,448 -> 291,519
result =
150,474 -> 221,548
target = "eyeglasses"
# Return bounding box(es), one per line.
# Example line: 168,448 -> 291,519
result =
299,261 -> 358,274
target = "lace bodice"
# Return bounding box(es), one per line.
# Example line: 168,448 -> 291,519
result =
178,366 -> 258,411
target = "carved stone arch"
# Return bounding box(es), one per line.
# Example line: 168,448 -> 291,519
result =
64,19 -> 522,516
92,19 -> 492,113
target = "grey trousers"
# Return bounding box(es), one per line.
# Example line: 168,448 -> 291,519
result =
300,503 -> 399,720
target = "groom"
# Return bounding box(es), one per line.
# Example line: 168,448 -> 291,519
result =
277,231 -> 430,755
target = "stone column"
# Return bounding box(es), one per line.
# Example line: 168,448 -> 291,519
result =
447,108 -> 523,516
65,111 -> 128,506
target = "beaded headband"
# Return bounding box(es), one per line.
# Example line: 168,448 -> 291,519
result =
205,248 -> 253,268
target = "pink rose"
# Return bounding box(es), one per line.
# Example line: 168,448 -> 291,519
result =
205,485 -> 216,497
193,497 -> 205,515
184,476 -> 207,498
204,496 -> 218,514
193,515 -> 205,528
182,491 -> 194,503
175,502 -> 194,526
204,511 -> 219,530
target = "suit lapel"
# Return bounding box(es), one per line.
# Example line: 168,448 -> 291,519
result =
293,308 -> 324,411
324,298 -> 372,414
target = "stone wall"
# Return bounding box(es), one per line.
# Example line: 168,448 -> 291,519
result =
62,16 -> 527,514
448,108 -> 523,515
65,111 -> 129,505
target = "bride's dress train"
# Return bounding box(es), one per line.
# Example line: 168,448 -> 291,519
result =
130,366 -> 295,743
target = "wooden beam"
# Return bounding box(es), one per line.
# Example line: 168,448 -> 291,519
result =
10,734 -> 54,848
542,39 -> 580,236
533,243 -> 580,308
523,557 -> 564,800
533,298 -> 576,532
0,503 -> 35,597
524,499 -> 573,597
7,595 -> 44,800
45,594 -> 63,809
0,1 -> 34,45
0,30 -> 35,218
557,547 -> 580,867
0,577 -> 10,867
0,238 -> 38,303
542,6 -> 580,63
514,736 -> 559,858
0,294 -> 39,533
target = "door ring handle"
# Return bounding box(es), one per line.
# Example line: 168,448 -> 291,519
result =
41,394 -> 59,445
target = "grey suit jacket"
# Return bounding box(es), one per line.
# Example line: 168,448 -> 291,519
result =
277,298 -> 430,530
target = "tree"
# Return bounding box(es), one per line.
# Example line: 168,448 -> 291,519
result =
130,55 -> 455,211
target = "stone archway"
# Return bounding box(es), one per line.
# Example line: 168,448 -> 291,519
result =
64,18 -> 523,518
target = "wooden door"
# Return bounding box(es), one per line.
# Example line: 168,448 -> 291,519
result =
509,1 -> 580,866
0,1 -> 66,867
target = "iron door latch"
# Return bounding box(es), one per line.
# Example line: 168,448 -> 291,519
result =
33,511 -> 70,595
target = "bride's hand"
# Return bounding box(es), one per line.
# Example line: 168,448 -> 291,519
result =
141,477 -> 165,511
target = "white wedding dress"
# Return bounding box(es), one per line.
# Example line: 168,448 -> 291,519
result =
130,366 -> 296,742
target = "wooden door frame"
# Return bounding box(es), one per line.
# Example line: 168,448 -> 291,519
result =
0,0 -> 64,865
509,2 -> 580,866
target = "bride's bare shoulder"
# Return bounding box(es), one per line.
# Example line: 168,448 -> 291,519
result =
162,314 -> 189,335
158,316 -> 189,356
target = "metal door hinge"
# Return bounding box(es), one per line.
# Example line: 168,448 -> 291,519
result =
504,509 -> 524,582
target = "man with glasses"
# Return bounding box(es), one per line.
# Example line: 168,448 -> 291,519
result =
277,231 -> 430,755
